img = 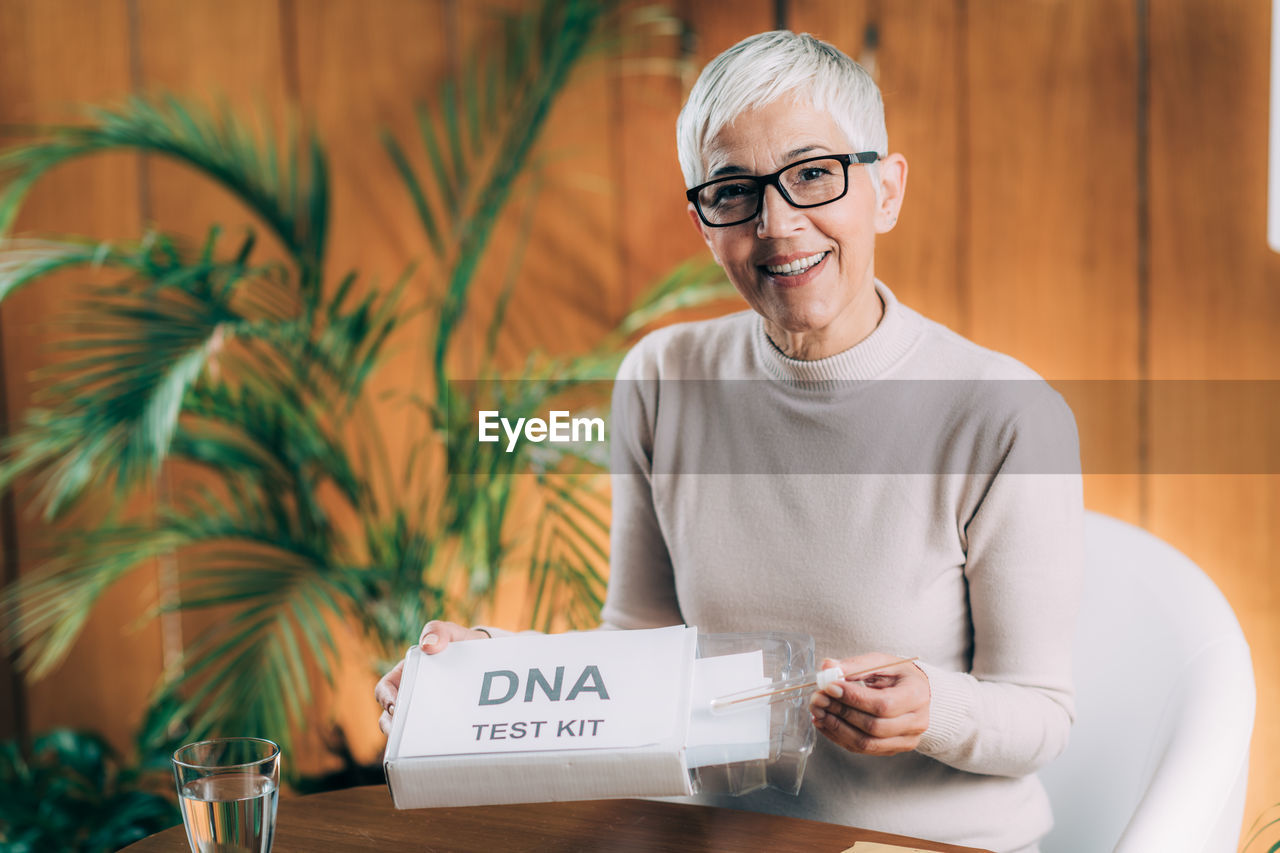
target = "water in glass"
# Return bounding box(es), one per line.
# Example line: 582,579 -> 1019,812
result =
178,772 -> 278,853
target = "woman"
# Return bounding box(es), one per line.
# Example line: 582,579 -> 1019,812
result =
378,31 -> 1082,853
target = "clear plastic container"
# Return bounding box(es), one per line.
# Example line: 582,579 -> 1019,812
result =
688,631 -> 817,797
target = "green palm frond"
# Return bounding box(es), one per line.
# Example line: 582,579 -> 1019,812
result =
1242,803 -> 1280,853
480,174 -> 544,379
0,526 -> 183,678
0,232 -> 293,518
0,96 -> 327,295
309,266 -> 415,412
144,488 -> 346,754
526,467 -> 611,631
0,238 -> 124,302
0,220 -> 405,526
492,257 -> 736,391
386,0 -> 627,389
353,510 -> 447,662
154,579 -> 335,753
614,256 -> 741,338
178,381 -> 363,513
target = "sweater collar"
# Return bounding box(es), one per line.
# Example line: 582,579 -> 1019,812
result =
754,280 -> 922,382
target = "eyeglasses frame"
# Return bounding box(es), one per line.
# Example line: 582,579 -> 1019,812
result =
685,151 -> 882,228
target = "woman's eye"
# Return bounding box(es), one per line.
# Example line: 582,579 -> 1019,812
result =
798,167 -> 832,181
713,182 -> 754,203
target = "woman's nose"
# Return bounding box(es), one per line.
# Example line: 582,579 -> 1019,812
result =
757,184 -> 805,236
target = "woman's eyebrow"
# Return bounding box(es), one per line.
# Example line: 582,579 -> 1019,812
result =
782,144 -> 826,161
706,145 -> 831,179
708,163 -> 750,178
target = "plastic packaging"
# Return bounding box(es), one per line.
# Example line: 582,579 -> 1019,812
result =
689,631 -> 818,797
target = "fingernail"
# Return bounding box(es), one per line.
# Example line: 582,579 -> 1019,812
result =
423,633 -> 439,646
812,708 -> 826,720
813,694 -> 829,709
824,683 -> 843,698
388,703 -> 395,717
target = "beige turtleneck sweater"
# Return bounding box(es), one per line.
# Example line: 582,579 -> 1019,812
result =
603,281 -> 1083,853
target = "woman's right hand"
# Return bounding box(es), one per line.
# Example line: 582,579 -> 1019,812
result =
375,620 -> 492,735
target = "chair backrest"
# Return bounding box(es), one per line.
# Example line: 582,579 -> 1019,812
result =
1039,511 -> 1255,853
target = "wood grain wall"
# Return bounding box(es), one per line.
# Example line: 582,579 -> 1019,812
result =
1,0 -> 1276,835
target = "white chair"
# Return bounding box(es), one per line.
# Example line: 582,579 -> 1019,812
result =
1039,511 -> 1255,853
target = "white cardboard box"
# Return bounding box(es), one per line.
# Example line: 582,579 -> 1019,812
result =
384,625 -> 703,808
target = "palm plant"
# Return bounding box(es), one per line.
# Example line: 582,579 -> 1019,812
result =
0,0 -> 731,767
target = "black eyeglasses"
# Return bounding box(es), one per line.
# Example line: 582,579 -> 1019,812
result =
686,152 -> 881,227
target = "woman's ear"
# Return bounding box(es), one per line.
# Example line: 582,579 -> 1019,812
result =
687,203 -> 722,265
874,153 -> 908,234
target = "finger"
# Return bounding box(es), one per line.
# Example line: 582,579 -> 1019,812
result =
811,708 -> 921,756
419,621 -> 489,654
419,620 -> 455,653
811,700 -> 925,754
810,691 -> 926,740
839,673 -> 930,719
379,709 -> 393,736
374,660 -> 405,711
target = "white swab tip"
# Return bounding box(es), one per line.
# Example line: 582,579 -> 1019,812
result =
815,666 -> 845,691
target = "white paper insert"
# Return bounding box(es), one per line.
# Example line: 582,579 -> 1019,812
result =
685,650 -> 772,768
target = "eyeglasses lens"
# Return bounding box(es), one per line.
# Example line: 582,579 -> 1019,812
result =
696,158 -> 847,226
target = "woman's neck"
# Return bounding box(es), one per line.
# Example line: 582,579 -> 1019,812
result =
763,288 -> 886,361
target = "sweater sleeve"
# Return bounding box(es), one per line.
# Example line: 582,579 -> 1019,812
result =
915,390 -> 1084,777
597,345 -> 685,630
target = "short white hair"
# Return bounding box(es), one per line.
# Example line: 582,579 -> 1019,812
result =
676,31 -> 887,188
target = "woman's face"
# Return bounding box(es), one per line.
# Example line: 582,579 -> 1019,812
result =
688,98 -> 906,360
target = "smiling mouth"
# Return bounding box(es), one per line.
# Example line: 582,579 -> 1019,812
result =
763,251 -> 828,276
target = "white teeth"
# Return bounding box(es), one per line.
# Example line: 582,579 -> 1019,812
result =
765,251 -> 826,276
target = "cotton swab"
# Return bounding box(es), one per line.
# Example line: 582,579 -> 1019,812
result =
709,656 -> 920,715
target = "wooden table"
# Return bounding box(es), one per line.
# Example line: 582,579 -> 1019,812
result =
123,785 -> 994,852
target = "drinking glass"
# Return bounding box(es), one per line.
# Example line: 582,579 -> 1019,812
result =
172,737 -> 280,853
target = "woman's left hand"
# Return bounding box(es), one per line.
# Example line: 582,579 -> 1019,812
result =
809,653 -> 930,756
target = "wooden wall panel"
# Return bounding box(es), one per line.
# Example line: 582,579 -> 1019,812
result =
135,0 -> 294,240
1148,0 -> 1280,829
0,0 -> 161,752
612,0 -> 708,315
681,1 -> 777,75
966,0 -> 1142,524
1148,0 -> 1279,379
967,0 -> 1140,381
